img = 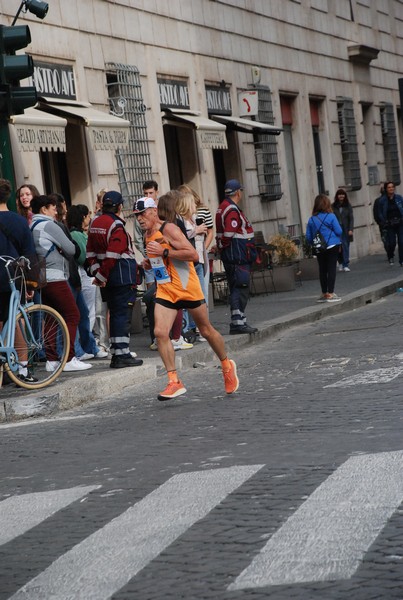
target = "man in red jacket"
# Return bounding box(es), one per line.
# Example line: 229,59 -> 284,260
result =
216,179 -> 258,335
87,191 -> 143,369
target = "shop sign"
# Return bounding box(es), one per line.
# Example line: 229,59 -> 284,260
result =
205,86 -> 232,115
197,129 -> 227,150
89,126 -> 130,151
31,62 -> 76,100
158,78 -> 190,109
14,124 -> 66,152
238,90 -> 258,116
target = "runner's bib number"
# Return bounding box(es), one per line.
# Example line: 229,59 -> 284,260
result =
150,256 -> 171,284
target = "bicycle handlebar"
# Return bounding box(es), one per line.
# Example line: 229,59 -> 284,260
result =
0,255 -> 31,279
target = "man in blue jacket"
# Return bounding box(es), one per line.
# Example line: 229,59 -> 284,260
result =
378,181 -> 403,266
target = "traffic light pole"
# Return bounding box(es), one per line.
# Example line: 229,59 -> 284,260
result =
0,118 -> 16,210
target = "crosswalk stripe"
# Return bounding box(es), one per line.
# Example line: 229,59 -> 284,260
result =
0,485 -> 100,547
325,366 -> 403,387
229,451 -> 403,590
10,464 -> 263,600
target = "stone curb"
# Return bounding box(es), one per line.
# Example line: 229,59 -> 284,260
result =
1,276 -> 402,423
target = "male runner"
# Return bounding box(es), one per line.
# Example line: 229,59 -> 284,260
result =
134,195 -> 239,401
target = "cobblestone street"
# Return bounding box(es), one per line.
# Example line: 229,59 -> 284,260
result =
1,294 -> 403,599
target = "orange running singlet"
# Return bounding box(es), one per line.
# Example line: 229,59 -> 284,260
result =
146,226 -> 203,304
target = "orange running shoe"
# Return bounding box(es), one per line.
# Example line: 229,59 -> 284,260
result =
223,359 -> 239,394
158,380 -> 187,401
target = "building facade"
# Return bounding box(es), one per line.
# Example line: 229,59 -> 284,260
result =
1,0 -> 403,257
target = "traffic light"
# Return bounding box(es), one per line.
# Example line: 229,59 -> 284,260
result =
0,24 -> 37,117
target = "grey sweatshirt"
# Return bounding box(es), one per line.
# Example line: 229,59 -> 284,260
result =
31,214 -> 76,282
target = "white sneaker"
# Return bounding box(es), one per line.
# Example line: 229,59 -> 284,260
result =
343,266 -> 350,272
171,336 -> 193,350
149,339 -> 158,351
338,264 -> 343,271
63,357 -> 92,372
79,352 -> 94,361
327,293 -> 341,302
46,360 -> 60,372
94,350 -> 108,359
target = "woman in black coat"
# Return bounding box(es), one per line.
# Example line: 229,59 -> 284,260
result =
332,189 -> 354,272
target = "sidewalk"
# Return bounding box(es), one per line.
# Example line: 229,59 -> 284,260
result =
2,253 -> 403,422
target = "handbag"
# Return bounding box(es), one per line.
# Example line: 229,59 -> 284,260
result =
24,254 -> 47,289
311,217 -> 328,255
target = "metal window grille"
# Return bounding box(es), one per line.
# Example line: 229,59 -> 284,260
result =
380,103 -> 401,185
337,97 -> 362,191
106,63 -> 152,211
251,85 -> 282,201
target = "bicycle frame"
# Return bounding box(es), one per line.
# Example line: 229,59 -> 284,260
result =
0,257 -> 35,373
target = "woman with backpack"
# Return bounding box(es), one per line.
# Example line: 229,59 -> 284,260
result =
306,194 -> 342,303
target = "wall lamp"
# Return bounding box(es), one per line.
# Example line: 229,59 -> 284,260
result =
12,1 -> 49,26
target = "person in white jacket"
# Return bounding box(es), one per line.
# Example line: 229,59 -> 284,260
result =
30,194 -> 92,372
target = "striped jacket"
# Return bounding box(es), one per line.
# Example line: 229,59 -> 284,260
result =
86,213 -> 137,287
215,197 -> 256,264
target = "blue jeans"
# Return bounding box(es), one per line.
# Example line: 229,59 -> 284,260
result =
70,285 -> 99,357
338,233 -> 350,267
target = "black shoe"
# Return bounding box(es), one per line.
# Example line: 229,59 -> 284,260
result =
18,373 -> 39,383
110,355 -> 143,369
229,324 -> 258,335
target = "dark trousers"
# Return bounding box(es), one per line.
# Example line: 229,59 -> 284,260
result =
316,246 -> 339,294
42,280 -> 80,361
102,284 -> 136,357
223,262 -> 251,327
385,224 -> 403,263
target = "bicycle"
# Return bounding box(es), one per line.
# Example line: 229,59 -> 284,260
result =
0,256 -> 70,390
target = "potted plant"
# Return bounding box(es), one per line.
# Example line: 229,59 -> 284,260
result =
299,234 -> 319,281
269,233 -> 299,265
267,233 -> 299,291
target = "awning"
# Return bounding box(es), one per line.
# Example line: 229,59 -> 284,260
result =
210,114 -> 282,135
10,107 -> 67,152
162,109 -> 228,150
38,99 -> 131,151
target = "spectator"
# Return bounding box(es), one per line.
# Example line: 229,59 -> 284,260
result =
305,193 -> 343,302
133,180 -> 159,273
91,188 -> 110,354
30,194 -> 92,372
216,179 -> 258,335
87,190 -> 143,369
378,181 -> 403,266
175,188 -> 208,345
332,189 -> 354,272
66,204 -> 108,360
16,184 -> 40,225
373,183 -> 388,257
0,179 -> 37,382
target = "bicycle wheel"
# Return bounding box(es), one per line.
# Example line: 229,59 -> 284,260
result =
5,304 -> 70,390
